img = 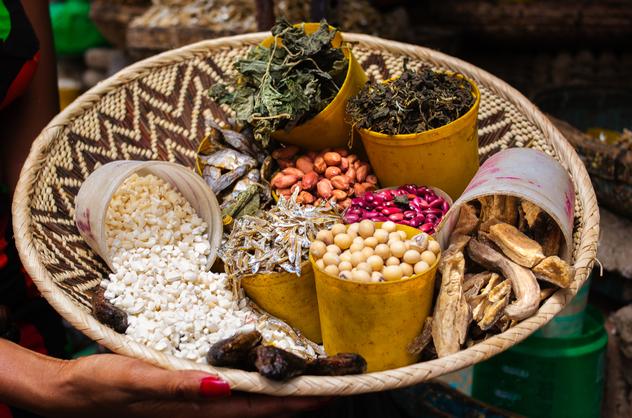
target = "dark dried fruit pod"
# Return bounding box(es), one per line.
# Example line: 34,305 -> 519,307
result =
92,287 -> 128,334
306,353 -> 367,376
251,345 -> 307,381
206,330 -> 262,369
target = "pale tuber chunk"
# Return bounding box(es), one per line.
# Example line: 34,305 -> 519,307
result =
438,234 -> 471,272
467,239 -> 540,321
479,195 -> 518,232
532,256 -> 573,288
450,203 -> 479,243
432,252 -> 470,357
489,223 -> 545,268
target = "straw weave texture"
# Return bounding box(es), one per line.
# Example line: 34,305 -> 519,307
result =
12,32 -> 599,395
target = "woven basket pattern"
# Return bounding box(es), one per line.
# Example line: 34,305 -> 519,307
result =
12,32 -> 598,395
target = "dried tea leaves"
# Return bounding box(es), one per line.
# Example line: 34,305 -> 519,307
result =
210,19 -> 348,147
346,67 -> 475,135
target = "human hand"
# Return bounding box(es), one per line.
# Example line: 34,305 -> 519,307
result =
0,341 -> 328,418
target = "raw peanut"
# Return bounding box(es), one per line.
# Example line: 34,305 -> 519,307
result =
277,159 -> 293,169
356,164 -> 370,182
332,190 -> 348,201
323,152 -> 342,166
314,198 -> 323,206
325,166 -> 342,179
340,157 -> 349,171
307,151 -> 318,161
347,188 -> 355,197
353,160 -> 362,170
354,182 -> 371,197
345,167 -> 356,184
339,198 -> 352,209
282,167 -> 304,177
317,179 -> 334,199
272,174 -> 298,189
347,154 -> 358,164
331,175 -> 350,190
314,157 -> 327,174
297,191 -> 315,204
361,182 -> 376,192
332,147 -> 349,157
277,188 -> 292,197
271,145 -> 299,160
366,174 -> 378,185
295,156 -> 314,174
301,171 -> 319,190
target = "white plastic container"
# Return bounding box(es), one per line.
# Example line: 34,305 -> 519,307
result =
74,160 -> 223,270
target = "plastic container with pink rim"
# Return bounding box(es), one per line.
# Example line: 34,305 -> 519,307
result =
435,148 -> 575,261
74,160 -> 223,270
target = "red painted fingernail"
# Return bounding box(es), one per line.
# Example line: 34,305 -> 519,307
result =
199,376 -> 231,398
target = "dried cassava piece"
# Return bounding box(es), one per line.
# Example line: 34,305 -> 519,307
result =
206,330 -> 262,369
432,252 -> 470,357
251,345 -> 308,381
479,195 -> 518,231
463,272 -> 492,300
306,353 -> 367,376
540,287 -> 557,301
467,239 -> 540,321
533,256 -> 573,288
438,234 -> 471,272
408,317 -> 433,356
450,203 -> 479,240
477,280 -> 512,330
489,223 -> 545,268
92,287 -> 128,334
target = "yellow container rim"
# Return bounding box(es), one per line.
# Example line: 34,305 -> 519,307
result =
309,223 -> 441,287
356,72 -> 481,145
260,22 -> 356,135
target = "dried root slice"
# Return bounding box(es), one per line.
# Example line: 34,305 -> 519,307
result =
494,315 -> 517,333
539,222 -> 563,257
519,200 -> 562,257
206,330 -> 262,369
251,345 -> 307,381
450,203 -> 479,241
539,287 -> 557,302
478,281 -> 511,331
520,200 -> 544,230
464,272 -> 492,300
489,223 -> 545,268
306,353 -> 367,376
467,239 -> 540,321
408,317 -> 433,356
533,256 -> 573,288
92,287 -> 128,334
479,195 -> 518,232
438,234 -> 471,272
432,252 -> 471,357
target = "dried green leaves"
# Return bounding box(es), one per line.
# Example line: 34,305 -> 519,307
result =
346,67 -> 475,135
210,19 -> 348,147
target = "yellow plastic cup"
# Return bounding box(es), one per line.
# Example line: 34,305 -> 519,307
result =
241,260 -> 322,343
260,23 -> 368,150
357,74 -> 481,200
311,223 -> 440,372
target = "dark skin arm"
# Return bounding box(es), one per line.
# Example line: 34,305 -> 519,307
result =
0,0 -> 59,196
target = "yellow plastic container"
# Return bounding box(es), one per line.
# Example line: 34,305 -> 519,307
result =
241,260 -> 322,343
357,75 -> 480,200
311,223 -> 440,372
260,23 -> 368,150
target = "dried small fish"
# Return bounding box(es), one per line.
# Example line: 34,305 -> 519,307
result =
221,190 -> 340,278
206,165 -> 250,194
207,120 -> 265,163
199,148 -> 257,171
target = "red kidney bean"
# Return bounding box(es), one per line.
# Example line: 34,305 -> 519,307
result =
413,197 -> 430,209
420,223 -> 435,233
442,201 -> 450,212
381,207 -> 402,215
374,215 -> 388,222
377,190 -> 393,201
409,216 -> 424,227
426,216 -> 437,224
402,184 -> 417,194
392,189 -> 406,196
400,220 -> 413,226
382,201 -> 396,208
424,208 -> 443,216
344,213 -> 360,223
403,210 -> 416,219
430,198 -> 444,208
389,213 -> 405,222
364,210 -> 379,218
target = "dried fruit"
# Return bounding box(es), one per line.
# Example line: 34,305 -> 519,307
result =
92,287 -> 128,334
251,345 -> 308,381
306,353 -> 367,376
206,330 -> 262,369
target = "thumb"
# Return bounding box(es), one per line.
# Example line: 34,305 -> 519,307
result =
129,364 -> 231,401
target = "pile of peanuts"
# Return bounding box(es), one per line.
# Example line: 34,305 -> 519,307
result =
270,145 -> 377,208
310,220 -> 442,283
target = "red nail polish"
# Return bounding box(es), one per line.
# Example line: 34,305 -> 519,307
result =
199,376 -> 231,398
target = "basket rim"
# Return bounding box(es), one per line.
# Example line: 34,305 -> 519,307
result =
11,31 -> 600,396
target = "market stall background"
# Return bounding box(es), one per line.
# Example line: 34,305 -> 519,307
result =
44,0 -> 632,417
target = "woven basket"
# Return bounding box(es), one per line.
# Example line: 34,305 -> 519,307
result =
12,32 -> 599,396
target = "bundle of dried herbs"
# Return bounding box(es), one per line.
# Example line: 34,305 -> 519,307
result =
346,67 -> 475,135
209,19 -> 348,147
220,190 -> 340,277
